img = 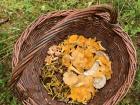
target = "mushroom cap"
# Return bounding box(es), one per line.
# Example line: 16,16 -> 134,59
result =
93,75 -> 106,89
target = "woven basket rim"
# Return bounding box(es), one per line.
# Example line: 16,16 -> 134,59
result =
10,4 -> 137,105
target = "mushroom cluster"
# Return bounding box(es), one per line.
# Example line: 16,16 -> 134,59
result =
44,35 -> 112,104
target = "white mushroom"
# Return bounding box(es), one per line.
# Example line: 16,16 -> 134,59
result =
93,75 -> 106,89
47,45 -> 57,55
63,71 -> 79,86
84,61 -> 107,89
84,61 -> 100,76
95,51 -> 109,61
47,45 -> 61,56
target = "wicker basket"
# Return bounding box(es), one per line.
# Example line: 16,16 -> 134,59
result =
10,4 -> 137,105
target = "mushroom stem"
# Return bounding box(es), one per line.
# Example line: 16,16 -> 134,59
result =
68,65 -> 82,75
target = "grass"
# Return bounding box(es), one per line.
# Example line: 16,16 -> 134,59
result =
0,0 -> 140,105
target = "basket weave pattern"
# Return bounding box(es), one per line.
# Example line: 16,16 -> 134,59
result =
10,5 -> 137,105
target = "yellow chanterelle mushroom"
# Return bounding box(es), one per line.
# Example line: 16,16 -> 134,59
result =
44,34 -> 113,104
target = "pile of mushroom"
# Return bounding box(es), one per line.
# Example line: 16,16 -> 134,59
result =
45,35 -> 112,104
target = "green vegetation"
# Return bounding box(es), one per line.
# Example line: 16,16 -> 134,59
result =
0,0 -> 140,105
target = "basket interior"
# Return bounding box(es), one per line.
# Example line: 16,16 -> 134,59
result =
16,14 -> 130,105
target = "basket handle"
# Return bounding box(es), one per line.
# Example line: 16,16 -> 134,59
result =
93,4 -> 118,24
